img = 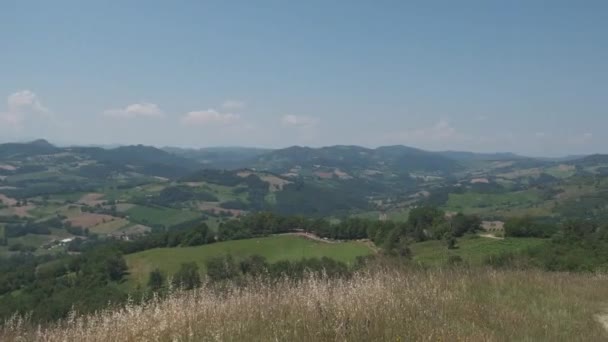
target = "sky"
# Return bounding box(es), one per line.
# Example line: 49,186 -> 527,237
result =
0,1 -> 606,156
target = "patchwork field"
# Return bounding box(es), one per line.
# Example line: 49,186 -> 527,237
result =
125,235 -> 374,287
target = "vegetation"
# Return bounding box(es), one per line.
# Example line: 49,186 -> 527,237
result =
4,139 -> 608,337
3,267 -> 608,341
411,236 -> 546,266
126,235 -> 372,287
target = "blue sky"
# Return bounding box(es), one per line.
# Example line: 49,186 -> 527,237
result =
0,1 -> 606,156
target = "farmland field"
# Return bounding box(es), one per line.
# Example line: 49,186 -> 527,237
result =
444,191 -> 542,215
88,218 -> 131,234
126,205 -> 201,227
410,236 -> 547,266
192,182 -> 248,202
125,235 -> 374,286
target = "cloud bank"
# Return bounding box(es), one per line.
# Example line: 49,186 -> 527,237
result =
180,109 -> 240,125
103,103 -> 164,119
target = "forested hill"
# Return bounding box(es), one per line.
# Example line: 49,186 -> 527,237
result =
0,139 -> 59,159
250,145 -> 462,174
0,140 -> 200,179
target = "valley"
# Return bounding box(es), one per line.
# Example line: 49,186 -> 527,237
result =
1,140 -> 608,257
2,139 -> 608,334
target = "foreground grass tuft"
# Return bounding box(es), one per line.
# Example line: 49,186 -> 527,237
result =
2,267 -> 608,341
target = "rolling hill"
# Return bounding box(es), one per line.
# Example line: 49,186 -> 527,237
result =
251,145 -> 463,175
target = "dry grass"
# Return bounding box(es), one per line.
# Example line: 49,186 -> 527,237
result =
0,194 -> 18,206
66,213 -> 117,229
77,193 -> 105,206
259,174 -> 291,191
2,267 -> 608,341
198,201 -> 245,216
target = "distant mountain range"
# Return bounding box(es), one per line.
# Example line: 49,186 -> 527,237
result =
436,151 -> 526,161
0,139 -> 600,180
0,140 -> 200,179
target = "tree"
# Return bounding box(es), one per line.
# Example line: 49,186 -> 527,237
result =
184,223 -> 211,246
239,255 -> 269,276
451,213 -> 481,237
172,262 -> 201,290
147,268 -> 166,291
383,228 -> 411,258
504,217 -> 555,238
205,255 -> 240,282
445,234 -> 457,250
104,253 -> 128,281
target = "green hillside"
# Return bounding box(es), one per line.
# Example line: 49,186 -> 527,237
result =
125,235 -> 373,286
411,236 -> 547,266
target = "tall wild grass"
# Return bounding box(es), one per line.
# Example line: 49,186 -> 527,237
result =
2,267 -> 608,341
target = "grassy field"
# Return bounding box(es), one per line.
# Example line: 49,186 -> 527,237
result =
353,208 -> 410,221
5,268 -> 608,341
27,203 -> 65,219
545,165 -> 576,178
125,235 -> 373,287
4,171 -> 64,183
446,190 -> 541,210
444,190 -> 543,216
47,192 -> 88,203
188,182 -> 248,202
411,236 -> 547,266
88,218 -> 131,234
9,234 -> 56,248
125,205 -> 201,227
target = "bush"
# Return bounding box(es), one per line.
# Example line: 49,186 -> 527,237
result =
206,255 -> 240,282
147,268 -> 166,291
172,262 -> 201,289
504,217 -> 557,238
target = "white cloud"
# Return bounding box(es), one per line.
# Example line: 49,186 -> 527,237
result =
180,109 -> 240,125
1,90 -> 50,128
103,103 -> 164,119
221,100 -> 246,111
281,114 -> 320,128
7,90 -> 49,114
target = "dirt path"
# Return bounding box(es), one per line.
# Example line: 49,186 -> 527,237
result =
282,232 -> 336,244
595,311 -> 608,334
478,233 -> 504,240
280,233 -> 381,254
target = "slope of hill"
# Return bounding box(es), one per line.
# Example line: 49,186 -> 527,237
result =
572,154 -> 608,167
438,150 -> 525,161
163,146 -> 272,169
0,139 -> 59,159
252,145 -> 462,175
125,235 -> 372,287
0,142 -> 200,181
